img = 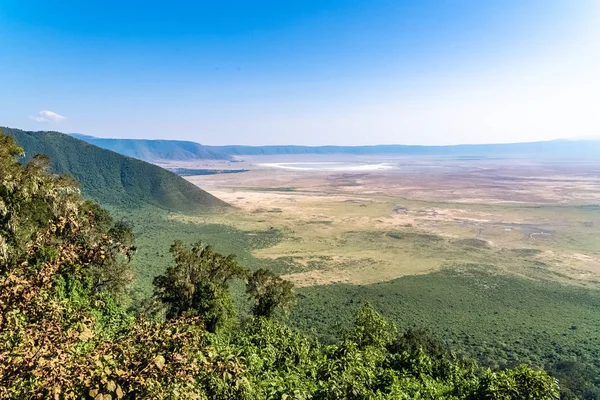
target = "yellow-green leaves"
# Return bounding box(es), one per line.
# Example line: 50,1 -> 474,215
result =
79,325 -> 95,341
154,355 -> 166,370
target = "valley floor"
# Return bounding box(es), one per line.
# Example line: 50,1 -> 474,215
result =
173,155 -> 600,289
124,155 -> 600,395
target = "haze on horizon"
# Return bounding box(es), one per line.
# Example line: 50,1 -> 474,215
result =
1,1 -> 599,146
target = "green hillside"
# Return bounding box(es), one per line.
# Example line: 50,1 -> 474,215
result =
4,127 -> 227,212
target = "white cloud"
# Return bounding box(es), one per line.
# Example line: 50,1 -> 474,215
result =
30,110 -> 67,123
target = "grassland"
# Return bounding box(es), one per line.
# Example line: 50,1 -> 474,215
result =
125,155 -> 600,396
174,183 -> 600,289
110,206 -> 286,296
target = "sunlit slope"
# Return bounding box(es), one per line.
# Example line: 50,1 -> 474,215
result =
5,127 -> 227,212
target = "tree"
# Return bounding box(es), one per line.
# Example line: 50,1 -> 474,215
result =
153,240 -> 248,332
246,268 -> 295,318
346,303 -> 397,350
474,365 -> 560,400
88,219 -> 136,299
388,328 -> 446,359
547,360 -> 599,400
0,129 -> 136,397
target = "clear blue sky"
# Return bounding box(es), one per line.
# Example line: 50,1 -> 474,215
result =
1,1 -> 598,145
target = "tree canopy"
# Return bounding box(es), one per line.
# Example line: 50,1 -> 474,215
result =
0,128 -> 561,399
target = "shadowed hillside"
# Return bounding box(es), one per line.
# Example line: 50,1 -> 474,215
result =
5,127 -> 227,212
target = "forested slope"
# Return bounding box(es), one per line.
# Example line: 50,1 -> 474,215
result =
4,127 -> 227,212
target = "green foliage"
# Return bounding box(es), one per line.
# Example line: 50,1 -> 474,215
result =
291,268 -> 600,397
170,167 -> 249,176
547,360 -> 600,399
0,129 -> 136,397
246,268 -> 296,318
474,365 -> 559,400
225,312 -> 560,400
153,240 -> 248,332
86,317 -> 213,400
346,303 -> 397,350
0,128 -> 565,398
108,195 -> 600,397
4,127 -> 227,212
389,328 -> 447,361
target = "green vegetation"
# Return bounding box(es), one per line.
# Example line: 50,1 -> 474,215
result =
115,202 -> 600,398
153,240 -> 249,332
247,268 -> 296,318
0,129 -> 565,398
291,268 -> 600,399
4,127 -> 227,212
169,168 -> 249,176
117,208 -> 287,294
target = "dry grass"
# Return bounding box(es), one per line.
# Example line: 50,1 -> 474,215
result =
175,156 -> 600,287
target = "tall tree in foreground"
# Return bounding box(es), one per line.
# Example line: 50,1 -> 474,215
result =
153,240 -> 248,332
246,268 -> 296,318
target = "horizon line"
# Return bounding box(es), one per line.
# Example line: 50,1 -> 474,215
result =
65,131 -> 598,148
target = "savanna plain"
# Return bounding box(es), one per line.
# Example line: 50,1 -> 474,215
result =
171,155 -> 600,287
127,154 -> 600,393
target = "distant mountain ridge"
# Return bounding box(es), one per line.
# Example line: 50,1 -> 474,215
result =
70,133 -> 231,161
5,128 -> 227,212
72,134 -> 600,161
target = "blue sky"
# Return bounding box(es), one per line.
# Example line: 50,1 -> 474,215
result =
1,1 -> 598,145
